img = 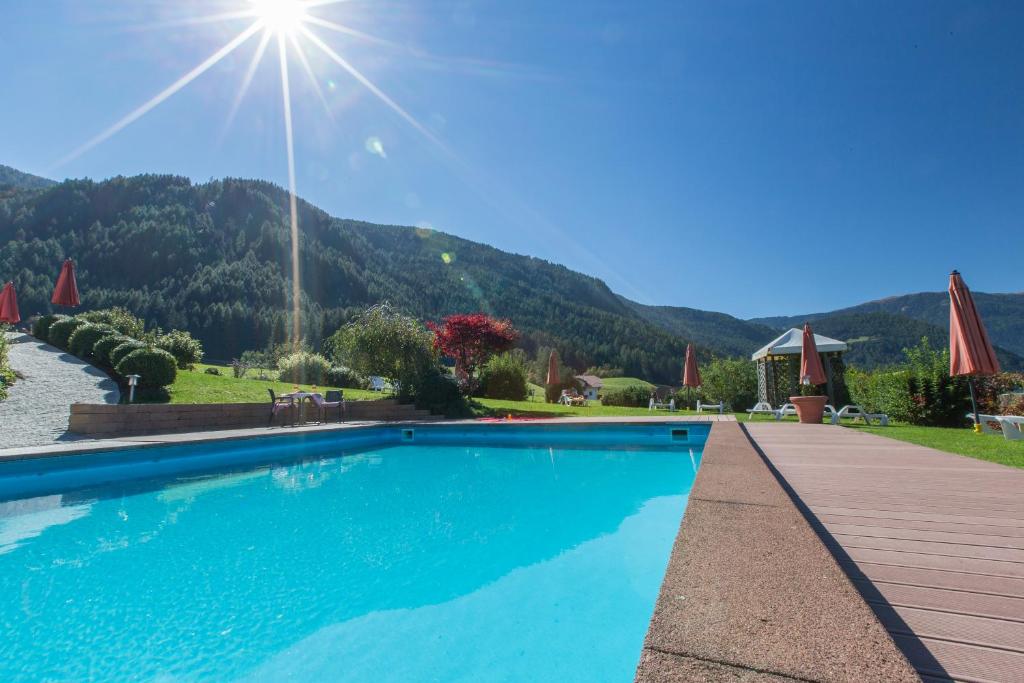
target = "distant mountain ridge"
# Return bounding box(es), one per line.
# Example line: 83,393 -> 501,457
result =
750,291 -> 1024,358
0,164 -> 56,192
0,165 -> 1020,377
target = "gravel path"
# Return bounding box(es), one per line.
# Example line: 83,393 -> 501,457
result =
0,333 -> 120,449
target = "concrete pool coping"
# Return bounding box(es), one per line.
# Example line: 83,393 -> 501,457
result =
635,421 -> 920,682
0,415 -> 917,681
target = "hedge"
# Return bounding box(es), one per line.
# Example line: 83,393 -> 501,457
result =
47,317 -> 86,351
278,351 -> 331,385
68,324 -> 115,359
156,329 -> 204,369
600,384 -> 651,407
93,334 -> 131,367
32,314 -> 66,341
109,339 -> 147,368
115,347 -> 177,389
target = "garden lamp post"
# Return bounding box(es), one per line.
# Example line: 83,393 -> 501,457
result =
126,374 -> 140,403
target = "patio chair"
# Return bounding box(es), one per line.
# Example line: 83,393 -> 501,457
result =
696,399 -> 723,415
998,416 -> 1024,441
267,389 -> 296,427
310,391 -> 344,424
369,376 -> 386,392
747,401 -> 775,419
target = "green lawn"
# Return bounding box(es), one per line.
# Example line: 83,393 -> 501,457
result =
598,376 -> 655,390
842,422 -> 1024,469
168,363 -> 382,404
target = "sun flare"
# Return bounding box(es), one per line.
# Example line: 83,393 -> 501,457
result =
251,0 -> 307,34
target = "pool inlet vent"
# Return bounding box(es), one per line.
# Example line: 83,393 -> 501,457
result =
402,429 -> 415,442
670,428 -> 689,442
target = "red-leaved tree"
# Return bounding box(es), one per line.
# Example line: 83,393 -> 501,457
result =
427,313 -> 519,393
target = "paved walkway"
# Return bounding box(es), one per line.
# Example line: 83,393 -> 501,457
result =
0,333 -> 119,449
746,423 -> 1024,683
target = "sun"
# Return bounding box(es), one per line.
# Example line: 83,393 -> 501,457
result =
251,0 -> 307,34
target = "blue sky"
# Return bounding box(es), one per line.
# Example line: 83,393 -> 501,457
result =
2,0 -> 1022,318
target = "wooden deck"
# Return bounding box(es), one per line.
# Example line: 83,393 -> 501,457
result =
745,423 -> 1024,683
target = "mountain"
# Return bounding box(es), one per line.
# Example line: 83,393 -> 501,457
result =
0,173 -> 705,382
0,164 -> 56,192
751,291 -> 1024,359
620,298 -> 779,359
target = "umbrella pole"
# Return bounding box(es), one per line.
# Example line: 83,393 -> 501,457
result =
968,377 -> 981,434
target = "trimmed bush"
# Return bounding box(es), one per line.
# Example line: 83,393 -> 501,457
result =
410,367 -> 470,417
156,329 -> 204,369
277,351 -> 331,385
115,347 -> 177,389
480,352 -> 528,400
93,334 -> 131,366
109,339 -> 147,368
78,307 -> 145,338
68,323 -> 115,359
48,317 -> 86,350
32,314 -> 65,341
204,366 -> 221,375
601,385 -> 651,407
326,365 -> 364,388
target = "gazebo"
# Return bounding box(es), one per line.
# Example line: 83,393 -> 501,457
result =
751,328 -> 850,406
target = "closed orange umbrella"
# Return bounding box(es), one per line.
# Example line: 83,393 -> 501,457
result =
546,350 -> 559,385
948,270 -> 1000,429
0,282 -> 20,324
51,258 -> 80,307
682,344 -> 701,388
800,323 -> 827,386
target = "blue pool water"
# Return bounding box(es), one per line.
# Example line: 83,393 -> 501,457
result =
0,425 -> 704,682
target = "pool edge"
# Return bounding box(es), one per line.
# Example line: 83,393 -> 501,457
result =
635,421 -> 921,683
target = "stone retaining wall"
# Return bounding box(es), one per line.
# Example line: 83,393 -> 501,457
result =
68,400 -> 436,437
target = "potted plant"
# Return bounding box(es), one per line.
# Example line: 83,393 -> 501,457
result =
789,382 -> 828,424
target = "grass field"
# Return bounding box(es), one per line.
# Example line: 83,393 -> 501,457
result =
598,377 -> 655,390
168,364 -> 381,404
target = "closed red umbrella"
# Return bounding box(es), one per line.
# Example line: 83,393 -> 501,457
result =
546,350 -> 559,385
0,282 -> 20,324
682,344 -> 701,387
948,270 -> 1000,429
800,323 -> 827,386
51,258 -> 80,307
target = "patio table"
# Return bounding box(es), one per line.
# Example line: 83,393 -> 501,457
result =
279,391 -> 319,426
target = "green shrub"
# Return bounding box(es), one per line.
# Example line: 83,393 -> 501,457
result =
848,338 -> 970,426
78,307 -> 145,338
93,334 -> 131,366
156,329 -> 204,369
0,329 -> 13,401
204,366 -> 221,375
700,357 -> 758,411
277,351 -> 332,385
109,339 -> 147,368
409,367 -> 470,417
115,347 -> 177,389
48,317 -> 86,350
68,323 -> 115,359
326,365 -> 364,388
32,314 -> 65,341
601,385 -> 651,407
480,352 -> 528,400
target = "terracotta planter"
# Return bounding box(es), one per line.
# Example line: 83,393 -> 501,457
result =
789,395 -> 828,424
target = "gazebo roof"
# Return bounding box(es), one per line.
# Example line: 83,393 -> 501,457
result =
751,328 -> 849,360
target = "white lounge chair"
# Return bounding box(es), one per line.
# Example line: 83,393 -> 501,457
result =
697,399 -> 723,414
773,403 -> 798,420
747,402 -> 775,419
999,416 -> 1024,441
369,376 -> 392,392
969,413 -> 1013,437
833,405 -> 889,426
649,397 -> 676,412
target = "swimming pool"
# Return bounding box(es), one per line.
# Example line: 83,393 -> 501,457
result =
0,423 -> 706,682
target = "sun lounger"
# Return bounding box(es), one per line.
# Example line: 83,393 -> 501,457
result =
832,404 -> 889,426
648,398 -> 676,411
747,402 -> 776,419
999,416 -> 1024,441
696,399 -> 723,414
773,403 -> 797,420
369,376 -> 387,392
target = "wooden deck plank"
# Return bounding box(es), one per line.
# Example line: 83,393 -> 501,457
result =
745,423 -> 1024,683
